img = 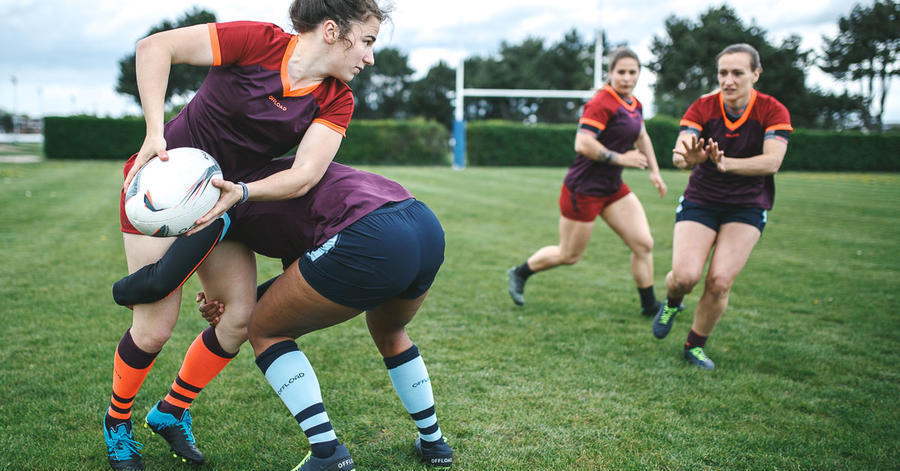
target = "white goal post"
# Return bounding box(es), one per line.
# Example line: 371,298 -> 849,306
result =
452,32 -> 604,169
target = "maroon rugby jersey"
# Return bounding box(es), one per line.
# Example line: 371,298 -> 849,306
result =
163,22 -> 355,181
563,84 -> 644,196
679,90 -> 792,209
227,160 -> 413,267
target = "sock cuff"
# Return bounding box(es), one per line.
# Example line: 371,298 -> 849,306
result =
516,262 -> 534,278
685,329 -> 709,348
201,326 -> 238,359
117,328 -> 159,369
255,340 -> 299,374
383,344 -> 420,369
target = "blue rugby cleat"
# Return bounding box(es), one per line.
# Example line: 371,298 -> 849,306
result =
104,419 -> 144,471
145,402 -> 205,465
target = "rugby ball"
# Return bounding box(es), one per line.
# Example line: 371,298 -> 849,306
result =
124,147 -> 223,237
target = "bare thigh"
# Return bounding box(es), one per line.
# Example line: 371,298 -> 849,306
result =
601,193 -> 652,253
705,222 -> 761,291
248,260 -> 361,356
671,221 -> 718,286
122,233 -> 182,352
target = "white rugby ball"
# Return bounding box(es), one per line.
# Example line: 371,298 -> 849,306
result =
124,147 -> 223,237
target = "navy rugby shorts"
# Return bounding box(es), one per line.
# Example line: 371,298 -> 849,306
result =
675,196 -> 767,233
297,199 -> 445,311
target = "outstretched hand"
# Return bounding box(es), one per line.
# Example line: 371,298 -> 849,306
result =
123,136 -> 169,193
706,139 -> 727,172
673,135 -> 708,167
196,291 -> 225,327
186,179 -> 243,236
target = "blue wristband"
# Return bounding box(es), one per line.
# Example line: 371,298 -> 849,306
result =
237,181 -> 249,204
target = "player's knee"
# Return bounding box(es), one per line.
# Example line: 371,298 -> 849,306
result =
559,251 -> 582,265
248,319 -> 282,351
133,327 -> 172,352
631,236 -> 653,256
705,273 -> 733,298
670,269 -> 701,292
216,320 -> 249,346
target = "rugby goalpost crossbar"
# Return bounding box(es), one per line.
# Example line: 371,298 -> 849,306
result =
451,32 -> 604,169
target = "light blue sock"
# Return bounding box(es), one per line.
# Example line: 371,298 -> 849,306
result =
256,340 -> 338,458
384,344 -> 443,444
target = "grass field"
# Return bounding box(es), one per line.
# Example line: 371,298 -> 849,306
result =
1,161 -> 898,470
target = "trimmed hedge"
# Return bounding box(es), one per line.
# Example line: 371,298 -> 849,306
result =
465,121 -> 576,167
42,115 -> 900,171
338,119 -> 449,165
781,128 -> 900,172
44,116 -> 144,160
44,116 -> 450,165
466,117 -> 900,171
463,117 -> 683,168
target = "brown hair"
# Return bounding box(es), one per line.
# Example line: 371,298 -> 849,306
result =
289,0 -> 391,43
716,43 -> 762,71
608,47 -> 640,73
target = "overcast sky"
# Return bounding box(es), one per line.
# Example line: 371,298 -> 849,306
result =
1,0 -> 896,122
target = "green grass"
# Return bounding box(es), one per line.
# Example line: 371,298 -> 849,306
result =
0,141 -> 42,157
0,162 -> 898,470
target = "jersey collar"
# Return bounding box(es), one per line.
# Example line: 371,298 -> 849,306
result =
718,89 -> 757,131
604,84 -> 638,112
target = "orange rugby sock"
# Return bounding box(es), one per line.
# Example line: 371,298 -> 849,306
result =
106,329 -> 158,427
158,327 -> 236,418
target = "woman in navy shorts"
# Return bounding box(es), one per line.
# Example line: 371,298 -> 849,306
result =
651,43 -> 793,370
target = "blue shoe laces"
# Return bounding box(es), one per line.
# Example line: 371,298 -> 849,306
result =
106,424 -> 144,460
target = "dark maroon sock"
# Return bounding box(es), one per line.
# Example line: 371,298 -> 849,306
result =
667,296 -> 683,309
685,329 -> 708,349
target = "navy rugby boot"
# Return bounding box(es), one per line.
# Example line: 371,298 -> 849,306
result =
684,346 -> 715,370
415,437 -> 453,467
291,444 -> 355,471
652,303 -> 683,339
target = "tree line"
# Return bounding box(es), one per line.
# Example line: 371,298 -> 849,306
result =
116,1 -> 898,132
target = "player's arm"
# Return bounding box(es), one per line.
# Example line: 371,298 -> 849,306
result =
188,124 -> 342,234
247,123 -> 343,200
124,24 -> 216,192
672,131 -> 708,169
112,215 -> 227,307
574,132 -> 647,169
712,138 -> 787,176
635,124 -> 667,197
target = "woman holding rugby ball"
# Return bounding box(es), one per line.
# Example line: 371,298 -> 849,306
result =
103,1 -> 389,469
